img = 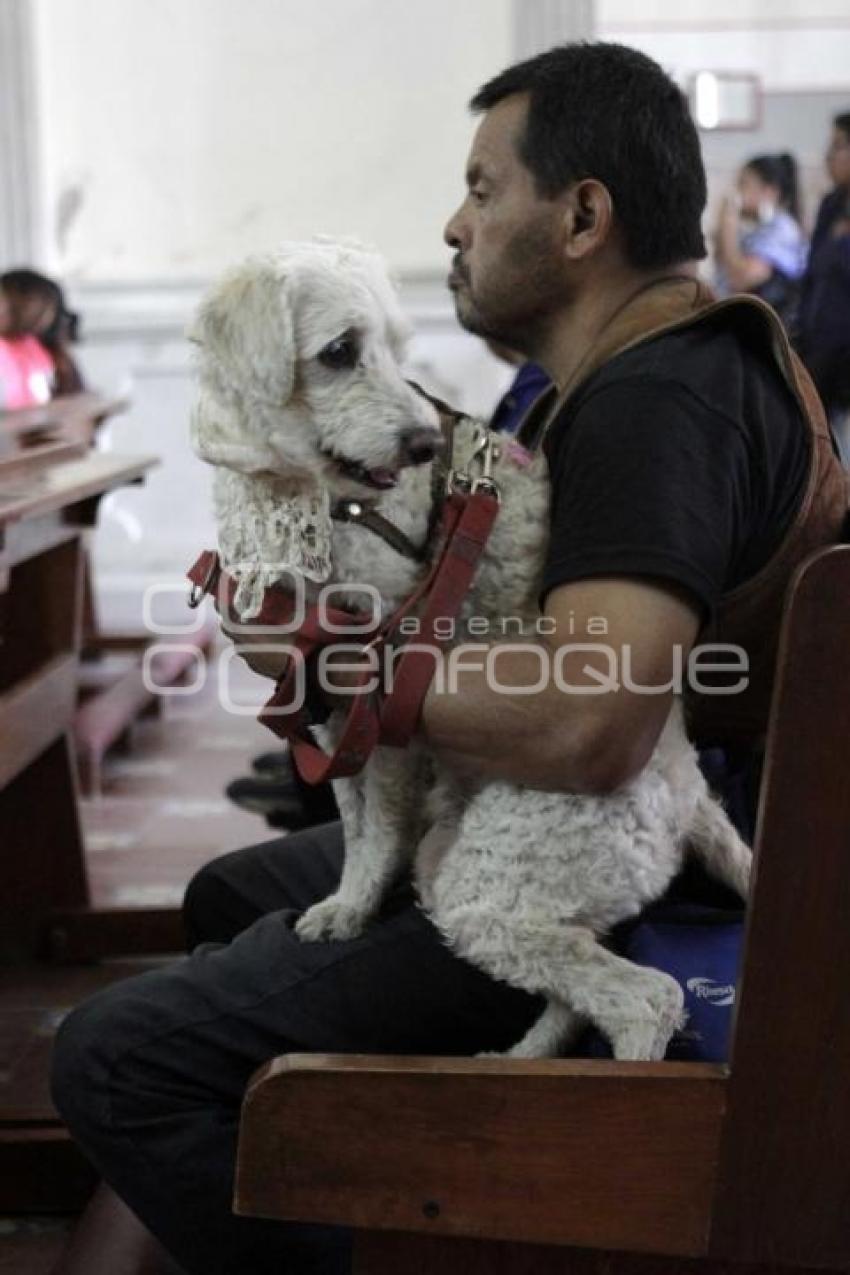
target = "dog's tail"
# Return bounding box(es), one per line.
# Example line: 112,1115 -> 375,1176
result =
687,791 -> 752,901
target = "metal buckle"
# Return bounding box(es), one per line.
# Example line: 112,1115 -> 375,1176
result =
447,431 -> 503,500
447,469 -> 472,495
188,558 -> 217,609
471,433 -> 502,501
468,431 -> 490,463
471,475 -> 502,502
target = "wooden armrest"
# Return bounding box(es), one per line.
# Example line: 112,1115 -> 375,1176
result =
236,1054 -> 726,1257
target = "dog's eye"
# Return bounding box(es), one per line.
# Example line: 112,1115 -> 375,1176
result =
318,337 -> 359,370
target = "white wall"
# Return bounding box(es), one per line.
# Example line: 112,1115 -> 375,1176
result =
25,0 -> 522,625
598,0 -> 850,91
32,0 -> 512,282
596,2 -> 850,240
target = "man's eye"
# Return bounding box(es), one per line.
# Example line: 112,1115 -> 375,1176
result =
470,188 -> 487,205
318,337 -> 359,370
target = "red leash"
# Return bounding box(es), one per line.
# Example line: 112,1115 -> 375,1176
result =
379,486 -> 499,746
186,550 -> 383,781
186,478 -> 500,782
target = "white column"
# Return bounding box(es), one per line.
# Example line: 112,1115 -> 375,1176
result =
0,0 -> 42,266
512,0 -> 595,59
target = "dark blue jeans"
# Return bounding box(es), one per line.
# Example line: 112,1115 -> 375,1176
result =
50,822 -> 542,1275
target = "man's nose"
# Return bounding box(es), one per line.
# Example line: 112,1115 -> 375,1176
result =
443,205 -> 467,250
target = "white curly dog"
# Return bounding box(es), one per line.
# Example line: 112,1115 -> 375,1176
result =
189,238 -> 752,1061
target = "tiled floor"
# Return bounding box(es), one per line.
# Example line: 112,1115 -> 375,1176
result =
0,1218 -> 71,1275
82,642 -> 282,911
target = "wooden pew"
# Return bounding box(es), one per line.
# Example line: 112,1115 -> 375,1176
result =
0,424 -> 182,961
236,544 -> 850,1273
0,392 -> 120,478
0,430 -> 187,1209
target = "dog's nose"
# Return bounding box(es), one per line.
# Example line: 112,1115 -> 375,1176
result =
399,428 -> 444,467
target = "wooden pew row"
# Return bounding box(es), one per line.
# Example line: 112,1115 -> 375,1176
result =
0,416 -> 190,1209
73,618 -> 217,797
0,447 -> 159,960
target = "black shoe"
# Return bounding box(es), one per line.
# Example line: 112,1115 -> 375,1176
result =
225,769 -> 339,832
225,773 -> 307,827
251,749 -> 294,779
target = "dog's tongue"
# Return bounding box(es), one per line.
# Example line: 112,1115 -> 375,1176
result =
367,467 -> 398,489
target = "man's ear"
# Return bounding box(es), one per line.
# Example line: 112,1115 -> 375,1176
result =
561,180 -> 614,260
188,259 -> 296,404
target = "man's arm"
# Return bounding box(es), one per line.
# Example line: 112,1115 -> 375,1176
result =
221,574 -> 700,794
421,575 -> 701,794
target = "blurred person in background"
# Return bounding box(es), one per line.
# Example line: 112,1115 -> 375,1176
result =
0,268 -> 84,409
797,113 -> 850,441
714,153 -> 807,330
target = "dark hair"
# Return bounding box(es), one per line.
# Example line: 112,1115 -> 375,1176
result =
469,42 -> 707,270
0,267 -> 61,307
744,152 -> 801,222
0,267 -> 80,347
834,112 -> 850,141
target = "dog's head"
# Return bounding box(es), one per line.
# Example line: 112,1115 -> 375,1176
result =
189,238 -> 442,495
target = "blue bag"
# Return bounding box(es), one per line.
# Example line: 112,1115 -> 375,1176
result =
625,904 -> 744,1061
580,904 -> 745,1062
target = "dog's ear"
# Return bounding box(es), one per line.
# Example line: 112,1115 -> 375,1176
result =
190,393 -> 277,473
189,260 -> 296,405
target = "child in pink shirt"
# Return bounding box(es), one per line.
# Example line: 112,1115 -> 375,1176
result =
0,332 -> 56,409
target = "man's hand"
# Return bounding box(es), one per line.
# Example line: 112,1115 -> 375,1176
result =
713,192 -> 770,291
219,618 -> 296,681
221,609 -> 376,708
716,192 -> 739,234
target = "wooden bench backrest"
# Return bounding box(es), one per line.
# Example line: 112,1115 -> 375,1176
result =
710,545 -> 850,1267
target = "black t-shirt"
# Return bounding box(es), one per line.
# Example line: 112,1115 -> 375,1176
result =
539,321 -> 811,618
535,319 -> 811,896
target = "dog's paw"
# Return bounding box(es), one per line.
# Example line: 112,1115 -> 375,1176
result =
477,1043 -> 563,1061
295,897 -> 369,942
475,1044 -> 547,1060
607,974 -> 686,1062
609,1019 -> 675,1062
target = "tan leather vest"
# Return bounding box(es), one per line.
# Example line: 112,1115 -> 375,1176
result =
522,276 -> 850,746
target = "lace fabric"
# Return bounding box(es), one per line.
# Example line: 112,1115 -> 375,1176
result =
214,471 -> 333,619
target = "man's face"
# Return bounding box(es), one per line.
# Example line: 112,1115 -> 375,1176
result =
443,94 -> 570,353
826,127 -> 850,188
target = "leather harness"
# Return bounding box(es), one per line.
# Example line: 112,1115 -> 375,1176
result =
187,417 -> 502,783
509,276 -> 849,745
